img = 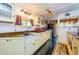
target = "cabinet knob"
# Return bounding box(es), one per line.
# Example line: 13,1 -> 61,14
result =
6,40 -> 8,41
6,39 -> 11,41
9,39 -> 11,41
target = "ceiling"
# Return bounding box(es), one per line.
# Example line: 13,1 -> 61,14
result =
14,3 -> 79,17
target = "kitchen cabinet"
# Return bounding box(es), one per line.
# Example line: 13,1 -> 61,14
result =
26,38 -> 50,55
0,38 -> 13,55
35,40 -> 50,55
0,3 -> 14,22
34,31 -> 51,55
0,31 -> 51,55
11,37 -> 25,55
26,34 -> 39,54
0,37 -> 25,55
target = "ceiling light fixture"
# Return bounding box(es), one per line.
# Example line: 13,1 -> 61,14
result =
20,9 -> 31,16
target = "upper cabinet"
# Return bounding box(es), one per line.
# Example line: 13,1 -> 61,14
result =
0,3 -> 14,22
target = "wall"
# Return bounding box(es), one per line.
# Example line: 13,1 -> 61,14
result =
50,15 -> 58,20
50,8 -> 79,20
0,5 -> 39,33
53,9 -> 79,43
0,22 -> 14,33
0,22 -> 30,33
32,15 -> 38,26
57,8 -> 79,27
57,9 -> 79,19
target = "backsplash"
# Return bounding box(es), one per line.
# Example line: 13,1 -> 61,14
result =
0,22 -> 28,33
0,22 -> 14,33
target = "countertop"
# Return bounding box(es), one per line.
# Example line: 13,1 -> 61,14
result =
0,30 -> 51,55
0,30 -> 35,37
26,30 -> 51,55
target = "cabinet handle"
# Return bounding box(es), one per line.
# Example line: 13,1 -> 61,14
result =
6,40 -> 8,41
9,39 -> 11,41
6,39 -> 11,41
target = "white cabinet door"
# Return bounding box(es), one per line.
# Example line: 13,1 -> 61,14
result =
35,40 -> 50,55
0,38 -> 12,55
0,37 -> 25,55
0,39 -> 6,54
11,37 -> 25,55
26,35 -> 39,55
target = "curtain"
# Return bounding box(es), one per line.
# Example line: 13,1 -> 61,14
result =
15,15 -> 22,25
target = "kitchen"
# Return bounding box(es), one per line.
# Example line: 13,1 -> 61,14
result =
0,3 -> 79,55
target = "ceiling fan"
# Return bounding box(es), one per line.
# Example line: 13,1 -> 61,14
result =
46,9 -> 53,16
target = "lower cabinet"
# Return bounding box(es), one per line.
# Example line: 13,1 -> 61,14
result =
35,40 -> 50,55
0,39 -> 12,55
0,31 -> 51,55
11,38 -> 25,55
0,37 -> 25,55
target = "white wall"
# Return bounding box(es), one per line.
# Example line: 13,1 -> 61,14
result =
50,15 -> 58,20
57,9 -> 79,27
50,8 -> 79,20
0,5 -> 38,33
58,9 -> 79,19
0,22 -> 29,33
53,9 -> 79,43
0,22 -> 14,33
